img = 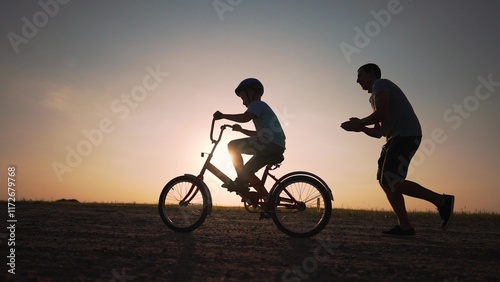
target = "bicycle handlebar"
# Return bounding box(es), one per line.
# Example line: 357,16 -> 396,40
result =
210,118 -> 233,144
210,119 -> 217,143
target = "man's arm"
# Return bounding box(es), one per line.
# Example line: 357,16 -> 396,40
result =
341,118 -> 382,138
361,123 -> 382,139
359,91 -> 390,126
340,91 -> 388,135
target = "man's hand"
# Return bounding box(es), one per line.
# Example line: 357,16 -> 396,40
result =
213,111 -> 224,120
340,117 -> 363,132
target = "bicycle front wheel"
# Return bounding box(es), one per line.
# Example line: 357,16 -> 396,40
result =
269,175 -> 332,237
158,175 -> 210,232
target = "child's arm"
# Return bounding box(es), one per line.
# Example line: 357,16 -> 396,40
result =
213,111 -> 254,123
232,124 -> 257,137
213,111 -> 256,136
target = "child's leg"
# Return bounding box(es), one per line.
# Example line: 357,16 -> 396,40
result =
247,173 -> 267,196
245,142 -> 284,196
227,138 -> 253,180
227,138 -> 249,177
244,156 -> 271,196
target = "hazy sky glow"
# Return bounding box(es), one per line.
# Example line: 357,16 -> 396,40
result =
1,1 -> 499,212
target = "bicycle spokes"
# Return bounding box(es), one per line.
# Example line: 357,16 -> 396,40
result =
159,176 -> 209,232
275,187 -> 322,212
269,175 -> 332,237
179,181 -> 201,206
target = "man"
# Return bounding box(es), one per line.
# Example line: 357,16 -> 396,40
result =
341,63 -> 454,236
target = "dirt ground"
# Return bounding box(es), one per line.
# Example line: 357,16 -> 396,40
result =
1,201 -> 499,281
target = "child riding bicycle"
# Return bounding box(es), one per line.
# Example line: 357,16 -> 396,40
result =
213,78 -> 286,205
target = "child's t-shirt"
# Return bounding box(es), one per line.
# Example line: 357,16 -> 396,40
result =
246,100 -> 286,149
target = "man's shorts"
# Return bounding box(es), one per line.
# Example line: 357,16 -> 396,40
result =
377,136 -> 421,189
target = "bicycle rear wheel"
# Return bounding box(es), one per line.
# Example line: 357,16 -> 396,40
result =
269,175 -> 332,237
158,175 -> 210,232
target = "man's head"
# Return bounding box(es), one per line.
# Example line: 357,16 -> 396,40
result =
357,63 -> 381,93
235,78 -> 264,107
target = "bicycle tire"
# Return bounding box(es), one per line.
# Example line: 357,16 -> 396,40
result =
158,175 -> 211,232
269,175 -> 332,237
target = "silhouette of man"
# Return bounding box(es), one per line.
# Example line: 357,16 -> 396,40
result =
341,63 -> 454,236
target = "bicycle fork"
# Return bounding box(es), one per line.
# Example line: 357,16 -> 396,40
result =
180,150 -> 233,205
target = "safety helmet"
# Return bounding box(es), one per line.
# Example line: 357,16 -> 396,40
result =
234,78 -> 264,96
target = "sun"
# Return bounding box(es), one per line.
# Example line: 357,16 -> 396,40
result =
209,149 -> 238,180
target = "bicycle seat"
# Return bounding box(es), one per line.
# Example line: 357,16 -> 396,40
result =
264,154 -> 284,166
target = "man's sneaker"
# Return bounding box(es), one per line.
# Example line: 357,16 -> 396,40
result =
382,225 -> 415,237
438,194 -> 455,230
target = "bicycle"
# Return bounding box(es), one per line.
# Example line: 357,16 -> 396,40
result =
158,118 -> 334,237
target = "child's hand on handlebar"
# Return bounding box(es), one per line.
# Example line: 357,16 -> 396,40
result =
232,124 -> 242,132
213,111 -> 224,120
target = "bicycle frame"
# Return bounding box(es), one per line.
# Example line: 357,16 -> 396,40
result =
179,119 -> 281,206
178,119 -> 230,206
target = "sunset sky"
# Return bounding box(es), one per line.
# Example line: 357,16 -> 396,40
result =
1,1 -> 499,212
